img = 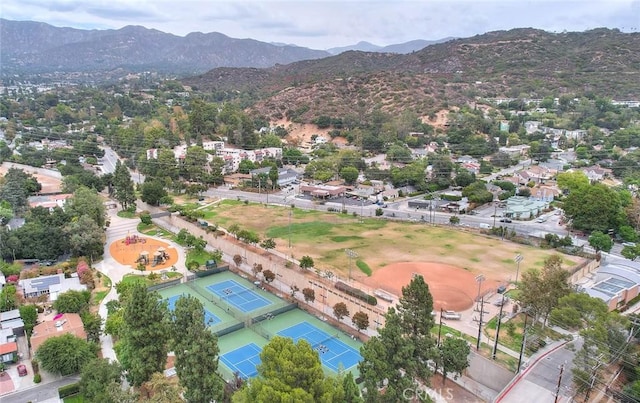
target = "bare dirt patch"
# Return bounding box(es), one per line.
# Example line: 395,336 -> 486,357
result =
363,262 -> 497,311
0,166 -> 62,194
108,237 -> 178,271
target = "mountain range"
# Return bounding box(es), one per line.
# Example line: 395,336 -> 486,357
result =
181,28 -> 640,122
326,38 -> 454,55
0,19 -> 446,75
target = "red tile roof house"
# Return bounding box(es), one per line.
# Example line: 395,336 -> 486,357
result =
30,313 -> 87,355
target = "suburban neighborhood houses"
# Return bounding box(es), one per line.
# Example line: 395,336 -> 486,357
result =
1,24 -> 640,403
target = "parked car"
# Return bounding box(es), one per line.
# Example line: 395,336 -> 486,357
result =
623,242 -> 637,248
442,310 -> 462,320
17,364 -> 27,377
497,285 -> 507,294
499,218 -> 512,223
494,297 -> 510,306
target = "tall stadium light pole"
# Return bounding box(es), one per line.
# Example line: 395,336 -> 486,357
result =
514,254 -> 523,284
476,295 -> 485,350
345,249 -> 358,281
493,202 -> 498,228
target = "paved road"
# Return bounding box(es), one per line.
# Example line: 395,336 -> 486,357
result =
3,375 -> 80,403
499,337 -> 580,403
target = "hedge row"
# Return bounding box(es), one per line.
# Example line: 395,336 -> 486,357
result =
335,281 -> 377,306
58,382 -> 80,398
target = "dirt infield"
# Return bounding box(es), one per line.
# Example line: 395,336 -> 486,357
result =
108,237 -> 178,271
362,262 -> 499,311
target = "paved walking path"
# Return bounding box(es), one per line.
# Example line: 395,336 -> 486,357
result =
95,208 -> 191,362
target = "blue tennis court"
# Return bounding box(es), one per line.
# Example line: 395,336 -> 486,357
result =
165,295 -> 221,326
206,280 -> 272,313
220,343 -> 262,379
277,321 -> 362,372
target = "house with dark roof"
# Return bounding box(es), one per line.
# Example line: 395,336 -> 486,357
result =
19,273 -> 86,301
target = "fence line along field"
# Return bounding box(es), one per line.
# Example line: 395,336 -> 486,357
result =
199,200 -> 584,300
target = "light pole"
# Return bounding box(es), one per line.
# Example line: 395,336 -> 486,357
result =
493,202 -> 498,228
345,249 -> 358,281
514,254 -> 523,284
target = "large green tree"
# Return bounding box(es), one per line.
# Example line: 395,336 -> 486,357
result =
516,255 -> 572,325
397,274 -> 436,382
439,337 -> 470,385
0,168 -> 41,213
563,183 -> 623,232
79,358 -> 123,402
171,296 -> 223,403
113,161 -> 136,210
359,309 -> 415,401
140,179 -> 168,206
182,145 -> 208,182
66,186 -> 106,228
120,283 -> 169,387
233,336 -> 344,402
588,230 -> 614,252
36,334 -> 98,376
63,215 -> 105,258
52,290 -> 91,313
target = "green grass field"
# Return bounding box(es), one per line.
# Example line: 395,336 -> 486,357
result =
183,200 -> 582,280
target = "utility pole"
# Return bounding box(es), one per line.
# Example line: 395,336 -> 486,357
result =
554,363 -> 565,403
492,293 -> 506,360
476,296 -> 485,350
493,202 -> 498,228
475,275 -> 485,310
517,311 -> 529,373
435,308 -> 444,374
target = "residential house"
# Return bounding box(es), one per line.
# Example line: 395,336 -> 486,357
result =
299,184 -> 346,198
499,145 -> 531,158
0,309 -> 24,337
456,155 -> 478,165
249,167 -> 299,187
0,309 -> 24,363
28,194 -> 73,211
516,165 -> 557,185
30,313 -> 87,353
19,273 -> 86,301
581,166 -> 611,182
524,121 -> 543,135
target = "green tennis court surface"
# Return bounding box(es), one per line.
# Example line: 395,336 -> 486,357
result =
206,279 -> 272,312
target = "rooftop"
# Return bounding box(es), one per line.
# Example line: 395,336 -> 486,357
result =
30,313 -> 86,353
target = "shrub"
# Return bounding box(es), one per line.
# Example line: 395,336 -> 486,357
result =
6,274 -> 18,283
33,373 -> 41,383
58,382 -> 80,398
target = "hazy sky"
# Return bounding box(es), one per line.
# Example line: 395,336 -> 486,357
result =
3,0 -> 639,49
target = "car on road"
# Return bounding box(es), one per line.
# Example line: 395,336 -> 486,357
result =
535,217 -> 547,223
623,242 -> 637,248
499,218 -> 512,223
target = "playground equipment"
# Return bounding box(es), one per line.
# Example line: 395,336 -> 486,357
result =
151,247 -> 170,267
125,235 -> 146,245
136,251 -> 149,265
